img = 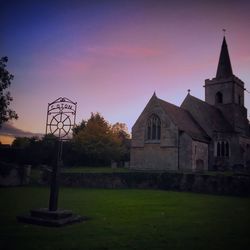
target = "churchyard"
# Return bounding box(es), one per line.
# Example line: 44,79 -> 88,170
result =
1,186 -> 250,250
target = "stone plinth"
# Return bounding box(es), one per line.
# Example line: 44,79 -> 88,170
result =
17,208 -> 87,227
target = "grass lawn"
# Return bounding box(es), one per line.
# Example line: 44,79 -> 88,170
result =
0,187 -> 250,250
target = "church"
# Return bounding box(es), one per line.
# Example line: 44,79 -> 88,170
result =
130,37 -> 250,171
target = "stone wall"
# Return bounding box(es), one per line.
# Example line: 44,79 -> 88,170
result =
0,163 -> 31,186
43,171 -> 250,197
131,145 -> 178,171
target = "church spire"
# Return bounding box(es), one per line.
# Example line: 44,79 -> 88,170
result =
216,36 -> 233,79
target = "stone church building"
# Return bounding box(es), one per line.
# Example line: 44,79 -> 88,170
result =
130,37 -> 250,171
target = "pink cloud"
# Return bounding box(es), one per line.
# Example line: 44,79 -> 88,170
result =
87,46 -> 160,58
56,58 -> 94,73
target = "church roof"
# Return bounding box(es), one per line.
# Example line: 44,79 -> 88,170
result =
181,94 -> 234,137
216,36 -> 233,79
157,97 -> 210,142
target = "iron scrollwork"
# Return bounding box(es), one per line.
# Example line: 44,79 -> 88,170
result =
46,97 -> 77,139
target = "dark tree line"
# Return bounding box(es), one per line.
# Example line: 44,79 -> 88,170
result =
2,113 -> 130,167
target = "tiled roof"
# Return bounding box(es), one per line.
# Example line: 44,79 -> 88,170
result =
158,98 -> 210,142
181,94 -> 234,137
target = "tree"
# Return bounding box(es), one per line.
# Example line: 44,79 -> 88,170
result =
112,122 -> 130,141
0,57 -> 18,127
12,137 -> 31,149
72,119 -> 86,136
72,113 -> 126,166
11,135 -> 58,166
111,122 -> 131,162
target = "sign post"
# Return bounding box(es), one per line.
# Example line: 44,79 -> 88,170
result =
46,97 -> 77,211
17,97 -> 87,227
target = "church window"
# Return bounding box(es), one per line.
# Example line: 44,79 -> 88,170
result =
225,142 -> 229,157
215,92 -> 223,104
215,140 -> 230,158
217,142 -> 221,156
221,141 -> 225,156
146,115 -> 161,141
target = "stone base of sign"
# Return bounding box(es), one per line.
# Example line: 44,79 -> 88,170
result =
17,208 -> 87,227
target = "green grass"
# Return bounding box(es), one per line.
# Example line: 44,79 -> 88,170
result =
1,187 -> 250,250
62,167 -> 131,173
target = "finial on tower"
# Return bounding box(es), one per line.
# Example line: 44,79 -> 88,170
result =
187,89 -> 191,94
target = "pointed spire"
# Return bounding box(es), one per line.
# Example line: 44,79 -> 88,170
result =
216,36 -> 233,79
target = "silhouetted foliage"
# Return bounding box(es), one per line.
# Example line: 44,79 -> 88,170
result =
72,113 -> 130,166
4,114 -> 130,167
11,135 -> 58,166
0,57 -> 18,127
72,120 -> 86,136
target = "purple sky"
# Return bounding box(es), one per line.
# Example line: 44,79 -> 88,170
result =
1,0 -> 250,143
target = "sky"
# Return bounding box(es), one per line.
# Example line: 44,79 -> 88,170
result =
1,0 -> 250,144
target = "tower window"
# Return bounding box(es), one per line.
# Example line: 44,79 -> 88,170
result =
215,92 -> 223,104
146,115 -> 161,141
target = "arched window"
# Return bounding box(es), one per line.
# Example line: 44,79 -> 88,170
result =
217,142 -> 221,157
221,141 -> 225,156
146,115 -> 161,141
225,142 -> 229,157
215,141 -> 230,158
215,92 -> 223,104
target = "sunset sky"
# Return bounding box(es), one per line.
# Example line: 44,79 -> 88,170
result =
1,0 -> 250,144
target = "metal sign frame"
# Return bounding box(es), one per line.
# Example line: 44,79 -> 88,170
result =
45,97 -> 77,140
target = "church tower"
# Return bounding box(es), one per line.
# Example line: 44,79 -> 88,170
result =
204,36 -> 248,135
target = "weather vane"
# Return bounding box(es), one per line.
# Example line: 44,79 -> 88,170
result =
222,28 -> 226,36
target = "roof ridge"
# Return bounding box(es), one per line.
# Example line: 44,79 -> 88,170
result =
181,94 -> 234,133
186,94 -> 221,111
158,96 -> 209,142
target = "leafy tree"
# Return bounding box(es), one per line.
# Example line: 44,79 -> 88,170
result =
72,113 -> 127,166
111,122 -> 130,163
72,119 -> 86,136
112,122 -> 130,140
12,137 -> 31,149
0,57 -> 18,127
11,135 -> 58,166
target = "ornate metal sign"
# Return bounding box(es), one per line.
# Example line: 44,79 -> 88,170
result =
46,97 -> 77,140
